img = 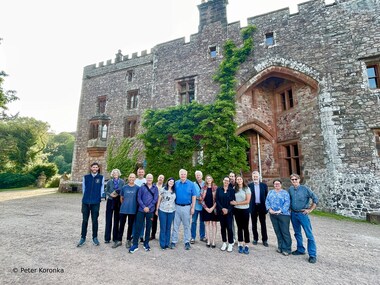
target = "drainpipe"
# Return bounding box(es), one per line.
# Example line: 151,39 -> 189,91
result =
257,132 -> 262,182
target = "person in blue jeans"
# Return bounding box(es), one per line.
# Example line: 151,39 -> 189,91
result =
190,170 -> 206,244
129,174 -> 158,253
288,173 -> 319,264
156,177 -> 176,250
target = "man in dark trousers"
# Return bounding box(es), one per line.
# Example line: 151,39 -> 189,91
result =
248,171 -> 269,247
77,162 -> 104,247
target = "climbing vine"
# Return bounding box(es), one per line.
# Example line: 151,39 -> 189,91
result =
141,25 -> 256,183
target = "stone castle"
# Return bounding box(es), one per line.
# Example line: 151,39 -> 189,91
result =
72,0 -> 380,218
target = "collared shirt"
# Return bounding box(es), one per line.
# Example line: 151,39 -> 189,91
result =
265,189 -> 290,215
175,179 -> 196,205
135,178 -> 146,187
254,183 -> 260,203
193,180 -> 205,211
288,184 -> 319,211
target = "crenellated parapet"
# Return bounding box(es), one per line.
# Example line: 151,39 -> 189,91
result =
83,50 -> 153,79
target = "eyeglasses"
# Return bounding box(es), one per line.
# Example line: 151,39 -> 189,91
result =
291,179 -> 298,181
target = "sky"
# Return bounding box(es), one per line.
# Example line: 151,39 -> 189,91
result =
0,0 -> 334,134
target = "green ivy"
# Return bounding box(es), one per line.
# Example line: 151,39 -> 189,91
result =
141,25 -> 256,183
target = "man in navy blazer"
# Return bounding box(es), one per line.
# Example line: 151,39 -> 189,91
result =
248,171 -> 269,247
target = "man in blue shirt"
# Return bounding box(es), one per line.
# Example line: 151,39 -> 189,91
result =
171,169 -> 196,250
190,170 -> 206,244
77,162 -> 104,247
288,173 -> 319,263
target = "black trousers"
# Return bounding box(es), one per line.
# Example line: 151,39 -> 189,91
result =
104,198 -> 121,242
251,206 -> 268,242
151,212 -> 158,238
219,212 -> 234,244
118,213 -> 136,241
81,203 -> 100,239
234,208 -> 250,243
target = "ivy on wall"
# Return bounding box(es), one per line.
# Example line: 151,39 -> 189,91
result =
141,25 -> 256,183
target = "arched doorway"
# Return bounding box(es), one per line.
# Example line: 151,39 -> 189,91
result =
235,65 -> 319,183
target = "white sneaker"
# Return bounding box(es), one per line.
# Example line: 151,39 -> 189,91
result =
220,242 -> 227,251
227,243 -> 233,252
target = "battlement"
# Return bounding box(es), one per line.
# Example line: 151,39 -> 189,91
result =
83,49 -> 153,79
82,0 -> 378,79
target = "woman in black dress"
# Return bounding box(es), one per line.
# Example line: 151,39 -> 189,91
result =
200,175 -> 218,248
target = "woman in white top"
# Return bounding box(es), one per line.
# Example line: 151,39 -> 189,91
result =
156,177 -> 176,250
230,175 -> 251,254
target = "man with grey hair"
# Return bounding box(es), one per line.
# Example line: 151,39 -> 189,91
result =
170,169 -> 196,250
190,170 -> 206,244
288,173 -> 319,264
248,171 -> 269,247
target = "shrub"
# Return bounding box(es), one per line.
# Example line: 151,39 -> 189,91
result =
0,173 -> 35,189
46,175 -> 61,188
28,163 -> 58,180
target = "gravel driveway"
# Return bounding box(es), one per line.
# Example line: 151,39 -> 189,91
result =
0,189 -> 379,285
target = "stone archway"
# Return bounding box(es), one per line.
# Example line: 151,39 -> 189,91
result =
235,62 -> 319,181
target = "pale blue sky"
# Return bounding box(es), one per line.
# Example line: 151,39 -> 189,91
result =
0,0 -> 334,133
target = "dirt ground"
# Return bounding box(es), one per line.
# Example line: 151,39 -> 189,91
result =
0,189 -> 379,285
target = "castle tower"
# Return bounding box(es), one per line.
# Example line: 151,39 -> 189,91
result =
198,0 -> 228,32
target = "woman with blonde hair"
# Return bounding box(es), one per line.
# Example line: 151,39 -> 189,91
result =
200,175 -> 218,248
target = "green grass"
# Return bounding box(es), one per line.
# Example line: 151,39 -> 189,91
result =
311,210 -> 368,223
0,186 -> 39,192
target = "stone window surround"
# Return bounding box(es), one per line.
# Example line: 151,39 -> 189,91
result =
176,76 -> 197,105
124,116 -> 138,138
275,84 -> 296,113
126,69 -> 134,83
208,44 -> 219,59
126,89 -> 139,110
360,55 -> 380,90
265,32 -> 275,47
97,96 -> 107,114
373,129 -> 380,156
279,140 -> 301,177
89,121 -> 109,140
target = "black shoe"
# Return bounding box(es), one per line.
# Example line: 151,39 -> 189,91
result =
200,237 -> 207,242
263,241 -> 269,247
211,244 -> 216,248
104,240 -> 110,244
292,250 -> 306,255
150,236 -> 156,240
112,241 -> 122,248
140,238 -> 144,243
252,240 -> 258,245
309,256 -> 317,263
206,243 -> 211,248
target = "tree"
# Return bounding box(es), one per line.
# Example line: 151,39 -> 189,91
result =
0,39 -> 19,119
0,117 -> 49,172
44,132 -> 75,174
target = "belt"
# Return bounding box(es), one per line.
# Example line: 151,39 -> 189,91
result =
292,209 -> 304,212
255,203 -> 261,205
176,203 -> 191,206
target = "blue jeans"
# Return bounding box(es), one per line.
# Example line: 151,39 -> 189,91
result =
291,212 -> 317,257
132,211 -> 153,246
191,209 -> 205,240
158,209 -> 175,248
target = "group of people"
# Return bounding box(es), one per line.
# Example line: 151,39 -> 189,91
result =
77,163 -> 319,263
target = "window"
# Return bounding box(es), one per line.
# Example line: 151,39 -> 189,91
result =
97,96 -> 106,114
178,79 -> 195,105
89,123 -> 99,139
192,135 -> 204,166
126,70 -> 134,82
279,89 -> 294,111
124,118 -> 137,137
265,32 -> 275,46
374,129 -> 380,156
89,122 -> 109,140
367,65 -> 379,89
209,45 -> 217,58
127,90 -> 138,109
283,143 -> 301,176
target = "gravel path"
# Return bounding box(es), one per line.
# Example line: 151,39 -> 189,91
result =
0,190 -> 379,285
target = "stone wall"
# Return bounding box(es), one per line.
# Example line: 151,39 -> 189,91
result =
73,0 -> 380,218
